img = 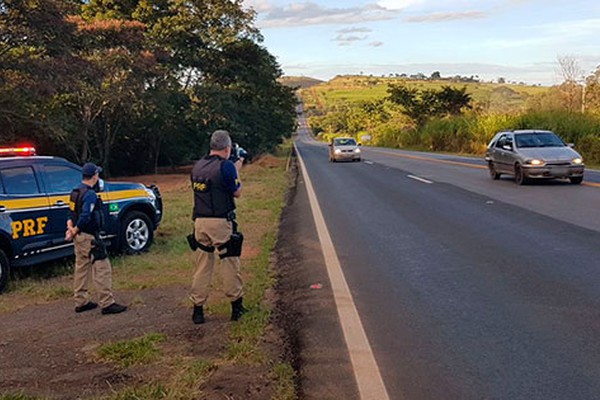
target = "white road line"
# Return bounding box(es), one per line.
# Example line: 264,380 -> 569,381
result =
364,161 -> 374,165
407,175 -> 434,184
294,143 -> 391,400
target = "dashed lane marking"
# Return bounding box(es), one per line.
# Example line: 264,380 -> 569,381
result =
370,149 -> 600,189
407,175 -> 434,184
370,149 -> 487,170
295,142 -> 391,400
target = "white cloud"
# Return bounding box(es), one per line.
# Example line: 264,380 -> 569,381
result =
405,10 -> 487,22
377,0 -> 425,10
337,27 -> 373,34
369,41 -> 384,47
334,34 -> 369,46
243,0 -> 273,13
256,2 -> 399,28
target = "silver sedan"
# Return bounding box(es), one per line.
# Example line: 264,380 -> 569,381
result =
329,137 -> 361,162
485,130 -> 585,185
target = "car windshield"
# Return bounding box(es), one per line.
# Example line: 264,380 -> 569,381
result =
334,138 -> 356,146
515,133 -> 565,148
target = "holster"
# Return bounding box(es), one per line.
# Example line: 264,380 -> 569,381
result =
218,232 -> 244,259
186,233 -> 215,253
91,238 -> 109,261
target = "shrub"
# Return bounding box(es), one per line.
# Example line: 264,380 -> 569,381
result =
577,135 -> 600,166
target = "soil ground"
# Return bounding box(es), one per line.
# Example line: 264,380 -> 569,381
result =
0,153 -> 356,399
0,287 -> 278,399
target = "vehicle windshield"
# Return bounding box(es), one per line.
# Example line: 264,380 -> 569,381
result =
515,133 -> 565,148
334,138 -> 357,146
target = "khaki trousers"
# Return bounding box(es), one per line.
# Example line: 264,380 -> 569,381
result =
73,232 -> 115,308
190,218 -> 243,306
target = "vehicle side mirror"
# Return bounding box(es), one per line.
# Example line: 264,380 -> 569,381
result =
567,143 -> 575,148
358,143 -> 362,146
328,143 -> 332,147
98,179 -> 105,192
502,144 -> 513,151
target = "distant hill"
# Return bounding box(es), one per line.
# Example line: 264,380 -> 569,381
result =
300,75 -> 548,114
279,76 -> 324,89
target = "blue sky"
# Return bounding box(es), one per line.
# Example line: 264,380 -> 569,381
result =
243,0 -> 600,85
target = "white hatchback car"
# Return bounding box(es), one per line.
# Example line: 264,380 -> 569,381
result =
329,137 -> 361,162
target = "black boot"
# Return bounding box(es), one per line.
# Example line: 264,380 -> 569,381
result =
192,305 -> 205,324
231,297 -> 248,321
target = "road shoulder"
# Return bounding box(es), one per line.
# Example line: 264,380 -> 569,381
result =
274,150 -> 359,399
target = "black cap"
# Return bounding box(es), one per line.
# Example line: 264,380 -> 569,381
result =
82,163 -> 102,177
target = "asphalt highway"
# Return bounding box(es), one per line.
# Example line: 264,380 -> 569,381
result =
295,117 -> 600,399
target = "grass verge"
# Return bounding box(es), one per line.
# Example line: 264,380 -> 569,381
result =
1,141 -> 297,399
98,333 -> 166,369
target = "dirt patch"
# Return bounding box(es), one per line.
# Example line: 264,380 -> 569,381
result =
253,155 -> 282,169
0,286 -> 279,399
114,155 -> 282,190
0,157 -> 295,399
112,173 -> 189,192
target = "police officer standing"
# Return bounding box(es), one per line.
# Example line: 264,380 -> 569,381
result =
189,130 -> 246,324
65,163 -> 127,315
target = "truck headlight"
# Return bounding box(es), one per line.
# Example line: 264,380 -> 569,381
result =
334,149 -> 342,154
572,158 -> 583,165
354,148 -> 361,153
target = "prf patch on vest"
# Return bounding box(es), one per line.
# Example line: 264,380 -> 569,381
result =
192,179 -> 211,193
12,217 -> 48,239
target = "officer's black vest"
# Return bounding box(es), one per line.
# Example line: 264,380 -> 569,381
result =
69,185 -> 104,234
191,155 -> 236,219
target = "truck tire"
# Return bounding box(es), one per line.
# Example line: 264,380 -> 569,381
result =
120,211 -> 153,254
0,249 -> 10,294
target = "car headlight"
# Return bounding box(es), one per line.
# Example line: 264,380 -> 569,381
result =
527,159 -> 545,166
144,187 -> 157,204
572,158 -> 583,165
354,148 -> 361,153
334,149 -> 342,154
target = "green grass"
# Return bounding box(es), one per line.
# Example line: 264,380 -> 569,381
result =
3,143 -> 297,399
104,384 -> 168,400
302,75 -> 548,113
272,363 -> 297,400
98,333 -> 166,369
301,75 -> 600,166
0,394 -> 44,400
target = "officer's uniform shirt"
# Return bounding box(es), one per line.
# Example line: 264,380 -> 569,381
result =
221,161 -> 242,194
74,184 -> 99,233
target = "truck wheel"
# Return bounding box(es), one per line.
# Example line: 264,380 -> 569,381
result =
0,250 -> 10,294
570,176 -> 583,185
120,211 -> 153,254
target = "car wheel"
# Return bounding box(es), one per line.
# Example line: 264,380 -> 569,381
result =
488,162 -> 501,180
570,176 -> 583,185
0,249 -> 10,294
120,211 -> 153,254
514,164 -> 526,185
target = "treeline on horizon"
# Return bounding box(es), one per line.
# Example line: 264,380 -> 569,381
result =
0,0 -> 297,176
303,65 -> 600,166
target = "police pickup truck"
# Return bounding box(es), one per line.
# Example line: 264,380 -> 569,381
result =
0,147 -> 162,293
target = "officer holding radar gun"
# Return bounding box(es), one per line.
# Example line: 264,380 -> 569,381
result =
66,163 -> 127,315
187,130 -> 248,324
